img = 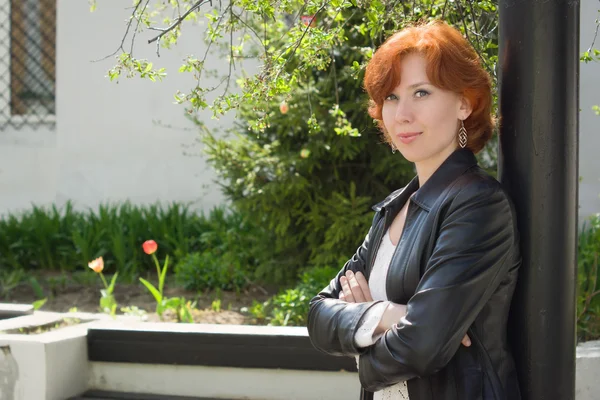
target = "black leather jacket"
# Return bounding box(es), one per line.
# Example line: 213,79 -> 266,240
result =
307,149 -> 521,400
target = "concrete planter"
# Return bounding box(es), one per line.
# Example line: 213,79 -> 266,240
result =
0,311 -> 109,400
576,340 -> 600,400
83,321 -> 600,400
85,320 -> 358,400
1,309 -> 599,400
0,304 -> 33,321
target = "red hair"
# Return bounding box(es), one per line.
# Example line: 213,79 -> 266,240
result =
363,20 -> 494,153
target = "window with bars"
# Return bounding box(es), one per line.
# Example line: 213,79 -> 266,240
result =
0,0 -> 56,130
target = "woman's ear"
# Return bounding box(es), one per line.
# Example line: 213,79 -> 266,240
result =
458,95 -> 473,120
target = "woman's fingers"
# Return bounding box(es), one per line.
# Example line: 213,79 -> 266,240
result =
340,276 -> 356,303
354,271 -> 373,302
342,273 -> 472,348
340,271 -> 373,303
462,334 -> 471,347
346,270 -> 366,302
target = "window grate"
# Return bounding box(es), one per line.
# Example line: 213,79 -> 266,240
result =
0,0 -> 56,130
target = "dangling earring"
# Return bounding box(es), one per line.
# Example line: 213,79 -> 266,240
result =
458,120 -> 468,149
391,143 -> 397,154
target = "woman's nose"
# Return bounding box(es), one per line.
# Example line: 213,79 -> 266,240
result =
394,99 -> 413,124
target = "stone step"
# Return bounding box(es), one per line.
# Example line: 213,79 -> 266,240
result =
70,390 -> 227,400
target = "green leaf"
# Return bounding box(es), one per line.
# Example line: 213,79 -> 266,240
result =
108,272 -> 119,294
164,297 -> 182,309
32,298 -> 47,310
100,294 -> 117,315
29,277 -> 45,299
159,255 -> 169,295
139,277 -> 162,303
108,70 -> 120,81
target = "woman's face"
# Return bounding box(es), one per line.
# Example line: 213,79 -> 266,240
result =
381,53 -> 471,164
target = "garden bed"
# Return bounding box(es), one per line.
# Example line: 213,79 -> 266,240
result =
1,316 -> 84,335
0,271 -> 274,325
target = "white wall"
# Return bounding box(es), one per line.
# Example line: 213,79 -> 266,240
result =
0,0 -> 240,216
88,362 -> 360,400
0,1 -> 598,219
56,0 -> 236,213
579,0 -> 600,221
0,126 -> 58,214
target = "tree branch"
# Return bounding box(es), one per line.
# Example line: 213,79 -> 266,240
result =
455,0 -> 494,76
277,2 -> 308,43
441,0 -> 449,20
273,3 -> 329,82
230,9 -> 267,53
466,0 -> 481,48
330,47 -> 339,106
147,0 -> 212,44
194,3 -> 232,90
92,0 -> 144,62
130,0 -> 151,55
224,5 -> 235,96
588,11 -> 600,53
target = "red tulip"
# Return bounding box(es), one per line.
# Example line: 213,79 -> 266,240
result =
142,240 -> 158,255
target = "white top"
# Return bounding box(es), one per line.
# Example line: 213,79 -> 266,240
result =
354,229 -> 410,400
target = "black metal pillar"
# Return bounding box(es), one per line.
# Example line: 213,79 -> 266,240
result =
498,1 -> 579,400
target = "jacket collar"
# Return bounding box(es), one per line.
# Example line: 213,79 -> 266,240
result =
372,148 -> 478,213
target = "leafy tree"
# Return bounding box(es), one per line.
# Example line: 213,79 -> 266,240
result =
93,0 -> 500,283
581,9 -> 600,115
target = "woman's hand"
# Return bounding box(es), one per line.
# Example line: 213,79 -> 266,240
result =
339,270 -> 373,303
339,270 -> 471,347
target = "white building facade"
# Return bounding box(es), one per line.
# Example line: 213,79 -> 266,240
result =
579,0 -> 600,221
0,0 -> 230,216
0,0 -> 598,220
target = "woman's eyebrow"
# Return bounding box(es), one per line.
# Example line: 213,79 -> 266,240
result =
407,81 -> 431,89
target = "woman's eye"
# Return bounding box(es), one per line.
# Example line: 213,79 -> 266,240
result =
415,89 -> 429,98
385,93 -> 398,101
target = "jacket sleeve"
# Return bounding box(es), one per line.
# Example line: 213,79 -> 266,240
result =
307,213 -> 386,357
354,302 -> 390,348
358,183 -> 518,391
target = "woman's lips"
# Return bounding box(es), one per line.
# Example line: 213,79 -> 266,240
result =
396,132 -> 422,144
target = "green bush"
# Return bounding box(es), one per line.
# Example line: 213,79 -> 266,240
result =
174,251 -> 248,292
0,201 -> 198,277
249,266 -> 338,326
577,214 -> 600,342
199,7 -> 500,285
0,202 -> 272,285
173,207 -> 275,292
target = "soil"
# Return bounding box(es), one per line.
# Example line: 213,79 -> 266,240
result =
2,317 -> 83,335
0,271 -> 275,325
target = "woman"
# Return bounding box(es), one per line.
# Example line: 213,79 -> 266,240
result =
307,20 -> 521,400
